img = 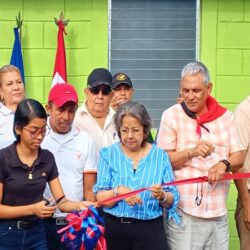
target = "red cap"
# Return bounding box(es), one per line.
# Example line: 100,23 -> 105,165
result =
48,83 -> 78,107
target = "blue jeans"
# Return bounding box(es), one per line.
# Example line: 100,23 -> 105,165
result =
0,219 -> 47,250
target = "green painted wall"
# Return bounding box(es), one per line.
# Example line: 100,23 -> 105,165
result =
0,0 -> 109,104
201,0 -> 250,249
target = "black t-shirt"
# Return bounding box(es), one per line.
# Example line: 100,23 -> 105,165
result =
0,143 -> 59,208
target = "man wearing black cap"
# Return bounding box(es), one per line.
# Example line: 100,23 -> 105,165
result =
111,72 -> 154,143
111,72 -> 134,111
74,68 -> 119,156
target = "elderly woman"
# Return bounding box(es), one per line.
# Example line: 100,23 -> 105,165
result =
94,101 -> 179,250
0,65 -> 25,149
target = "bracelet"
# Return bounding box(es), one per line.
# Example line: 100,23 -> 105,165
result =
113,186 -> 120,197
159,192 -> 167,203
54,195 -> 65,205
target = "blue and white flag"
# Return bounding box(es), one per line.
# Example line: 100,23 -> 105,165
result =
10,27 -> 25,83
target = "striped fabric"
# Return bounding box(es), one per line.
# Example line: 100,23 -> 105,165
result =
94,143 -> 179,221
157,104 -> 244,218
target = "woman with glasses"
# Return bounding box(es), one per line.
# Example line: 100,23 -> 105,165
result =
0,99 -> 93,250
94,101 -> 179,250
0,65 -> 25,149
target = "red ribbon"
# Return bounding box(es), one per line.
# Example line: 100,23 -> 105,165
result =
59,172 -> 250,250
98,172 -> 250,205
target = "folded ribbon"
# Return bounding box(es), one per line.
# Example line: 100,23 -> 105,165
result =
58,206 -> 106,250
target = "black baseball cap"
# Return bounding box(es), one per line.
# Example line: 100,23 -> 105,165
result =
111,72 -> 133,89
87,68 -> 112,88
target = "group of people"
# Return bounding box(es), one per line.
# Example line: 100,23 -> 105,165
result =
0,61 -> 249,250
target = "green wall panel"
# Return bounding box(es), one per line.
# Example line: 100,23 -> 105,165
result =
65,0 -> 92,20
0,1 -> 22,20
218,0 -> 244,21
0,0 -> 108,104
0,21 -> 17,48
217,49 -> 242,76
23,0 -> 65,21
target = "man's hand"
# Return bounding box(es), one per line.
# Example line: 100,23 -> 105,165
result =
208,161 -> 227,184
192,140 -> 215,158
110,94 -> 127,111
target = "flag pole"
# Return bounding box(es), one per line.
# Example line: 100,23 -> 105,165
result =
54,11 -> 69,27
15,11 -> 23,46
51,12 -> 69,87
10,12 -> 25,83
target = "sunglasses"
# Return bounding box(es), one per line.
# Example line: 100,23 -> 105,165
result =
89,86 -> 112,96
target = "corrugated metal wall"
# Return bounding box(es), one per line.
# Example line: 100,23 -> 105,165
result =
109,0 -> 197,127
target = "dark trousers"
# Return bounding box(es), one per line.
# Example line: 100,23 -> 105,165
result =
44,218 -> 68,250
103,213 -> 170,250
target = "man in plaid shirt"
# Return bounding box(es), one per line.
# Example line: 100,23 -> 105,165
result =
157,61 -> 244,250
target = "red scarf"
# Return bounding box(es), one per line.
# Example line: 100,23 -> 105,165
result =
181,95 -> 227,136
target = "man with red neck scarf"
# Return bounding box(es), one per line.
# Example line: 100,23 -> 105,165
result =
157,61 -> 244,250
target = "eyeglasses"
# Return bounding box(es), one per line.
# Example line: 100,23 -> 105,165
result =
120,127 -> 143,136
23,125 -> 50,139
89,86 -> 112,96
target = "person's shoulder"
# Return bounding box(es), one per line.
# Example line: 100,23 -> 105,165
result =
0,143 -> 14,156
100,142 -> 118,155
235,96 -> 250,113
0,103 -> 13,116
163,103 -> 182,114
39,147 -> 55,161
73,126 -> 95,143
152,144 -> 167,156
75,102 -> 88,118
108,106 -> 116,117
160,104 -> 183,121
149,144 -> 171,163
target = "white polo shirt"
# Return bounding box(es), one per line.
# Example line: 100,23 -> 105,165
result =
74,102 -> 119,156
42,124 -> 97,218
0,102 -> 15,149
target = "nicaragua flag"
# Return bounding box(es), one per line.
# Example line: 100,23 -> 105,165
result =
10,27 -> 25,83
52,20 -> 67,87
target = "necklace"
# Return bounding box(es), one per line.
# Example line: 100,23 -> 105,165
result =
28,167 -> 35,180
131,146 -> 146,168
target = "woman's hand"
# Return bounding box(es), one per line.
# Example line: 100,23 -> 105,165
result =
75,201 -> 97,210
118,186 -> 143,206
32,200 -> 57,218
151,184 -> 165,201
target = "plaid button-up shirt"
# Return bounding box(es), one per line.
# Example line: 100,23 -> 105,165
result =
157,103 -> 244,218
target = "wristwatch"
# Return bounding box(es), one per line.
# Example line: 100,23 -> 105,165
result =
220,159 -> 231,172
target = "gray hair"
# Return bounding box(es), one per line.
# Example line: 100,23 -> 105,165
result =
181,61 -> 210,86
0,64 -> 21,88
114,101 -> 152,146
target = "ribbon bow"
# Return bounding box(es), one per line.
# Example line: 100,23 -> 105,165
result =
58,206 -> 106,250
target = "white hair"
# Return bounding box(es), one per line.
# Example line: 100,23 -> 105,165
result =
181,61 -> 210,86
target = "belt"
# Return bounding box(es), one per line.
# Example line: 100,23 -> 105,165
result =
104,213 -> 161,224
45,217 -> 68,226
0,220 -> 39,230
